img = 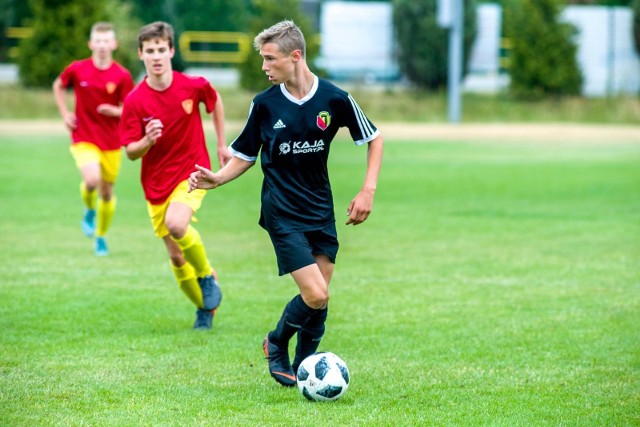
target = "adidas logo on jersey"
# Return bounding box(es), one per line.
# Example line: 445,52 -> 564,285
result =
273,119 -> 286,129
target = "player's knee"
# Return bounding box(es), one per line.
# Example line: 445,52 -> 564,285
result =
165,219 -> 188,239
304,288 -> 330,310
84,178 -> 99,191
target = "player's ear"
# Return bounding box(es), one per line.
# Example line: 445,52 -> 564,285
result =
291,49 -> 302,62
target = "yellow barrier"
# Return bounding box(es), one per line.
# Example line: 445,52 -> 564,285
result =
5,28 -> 318,65
6,27 -> 34,58
178,31 -> 250,64
499,37 -> 512,70
6,27 -> 33,38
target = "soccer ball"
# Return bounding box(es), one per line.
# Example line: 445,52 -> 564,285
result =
296,352 -> 350,402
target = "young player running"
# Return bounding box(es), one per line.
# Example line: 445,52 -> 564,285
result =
53,22 -> 134,256
119,21 -> 230,329
188,20 -> 383,385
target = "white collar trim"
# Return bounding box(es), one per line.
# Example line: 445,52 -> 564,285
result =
280,75 -> 318,105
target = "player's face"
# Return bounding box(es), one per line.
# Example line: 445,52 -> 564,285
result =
138,38 -> 174,77
88,31 -> 117,59
259,42 -> 296,85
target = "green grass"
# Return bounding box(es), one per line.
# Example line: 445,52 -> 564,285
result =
2,82 -> 640,124
1,130 -> 639,426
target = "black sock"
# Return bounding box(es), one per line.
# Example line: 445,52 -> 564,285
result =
293,306 -> 328,371
270,295 -> 315,346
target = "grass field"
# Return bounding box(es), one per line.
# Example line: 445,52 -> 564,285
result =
2,83 -> 640,124
1,126 -> 639,426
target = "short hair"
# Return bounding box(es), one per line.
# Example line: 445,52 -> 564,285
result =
254,20 -> 306,58
91,22 -> 114,36
138,21 -> 174,50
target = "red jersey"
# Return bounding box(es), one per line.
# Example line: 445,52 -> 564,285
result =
58,58 -> 134,150
119,71 -> 218,204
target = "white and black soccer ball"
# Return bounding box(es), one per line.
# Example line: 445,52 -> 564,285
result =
296,352 -> 350,402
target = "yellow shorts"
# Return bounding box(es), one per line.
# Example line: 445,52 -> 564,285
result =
69,142 -> 122,183
147,180 -> 207,238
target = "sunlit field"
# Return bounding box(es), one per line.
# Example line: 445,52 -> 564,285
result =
0,125 -> 638,425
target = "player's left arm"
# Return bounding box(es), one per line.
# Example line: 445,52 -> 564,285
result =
346,133 -> 384,226
211,96 -> 232,168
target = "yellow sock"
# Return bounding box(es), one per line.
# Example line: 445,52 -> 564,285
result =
171,225 -> 212,278
80,182 -> 97,210
96,197 -> 116,237
171,262 -> 203,308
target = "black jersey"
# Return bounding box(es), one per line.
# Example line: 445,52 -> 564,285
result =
230,76 -> 379,234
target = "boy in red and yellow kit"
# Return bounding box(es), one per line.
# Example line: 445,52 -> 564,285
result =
119,21 -> 230,329
53,22 -> 134,256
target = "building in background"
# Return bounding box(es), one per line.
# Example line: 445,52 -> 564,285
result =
316,1 -> 398,83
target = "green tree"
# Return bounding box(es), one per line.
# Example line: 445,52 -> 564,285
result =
17,0 -> 141,88
238,0 -> 318,92
632,0 -> 640,57
18,0 -> 106,87
505,0 -> 583,98
392,0 -> 477,90
0,0 -> 33,62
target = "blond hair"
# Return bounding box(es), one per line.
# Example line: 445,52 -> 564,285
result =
90,22 -> 114,36
254,20 -> 306,58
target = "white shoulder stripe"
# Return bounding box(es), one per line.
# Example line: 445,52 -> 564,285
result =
348,94 -> 375,137
354,129 -> 380,146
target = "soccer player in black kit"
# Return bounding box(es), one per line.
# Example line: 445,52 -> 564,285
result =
188,20 -> 383,387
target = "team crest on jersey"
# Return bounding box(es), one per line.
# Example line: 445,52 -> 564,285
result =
317,111 -> 331,131
106,82 -> 116,94
182,99 -> 194,114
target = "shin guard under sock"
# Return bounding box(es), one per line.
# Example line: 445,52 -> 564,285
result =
270,294 -> 315,347
96,197 -> 116,237
171,262 -> 203,308
172,225 -> 212,278
293,306 -> 328,371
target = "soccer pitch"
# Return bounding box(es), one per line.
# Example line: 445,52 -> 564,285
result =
0,124 -> 638,425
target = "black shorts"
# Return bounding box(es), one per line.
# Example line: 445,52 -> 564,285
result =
268,224 -> 339,276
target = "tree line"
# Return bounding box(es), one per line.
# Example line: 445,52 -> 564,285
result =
1,0 -> 638,98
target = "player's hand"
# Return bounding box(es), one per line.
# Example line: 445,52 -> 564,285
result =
346,190 -> 374,225
64,112 -> 77,131
96,104 -> 120,117
144,119 -> 163,145
217,145 -> 233,168
188,164 -> 219,192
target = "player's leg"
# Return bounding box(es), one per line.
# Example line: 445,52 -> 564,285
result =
264,264 -> 328,386
292,254 -> 333,374
166,202 -> 222,311
149,198 -> 210,329
161,236 -> 212,329
70,143 -> 100,238
94,149 -> 121,256
165,183 -> 222,312
291,226 -> 339,373
263,231 -> 332,386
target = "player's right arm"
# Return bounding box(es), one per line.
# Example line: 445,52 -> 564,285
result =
52,77 -> 77,131
124,118 -> 163,160
188,157 -> 254,192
